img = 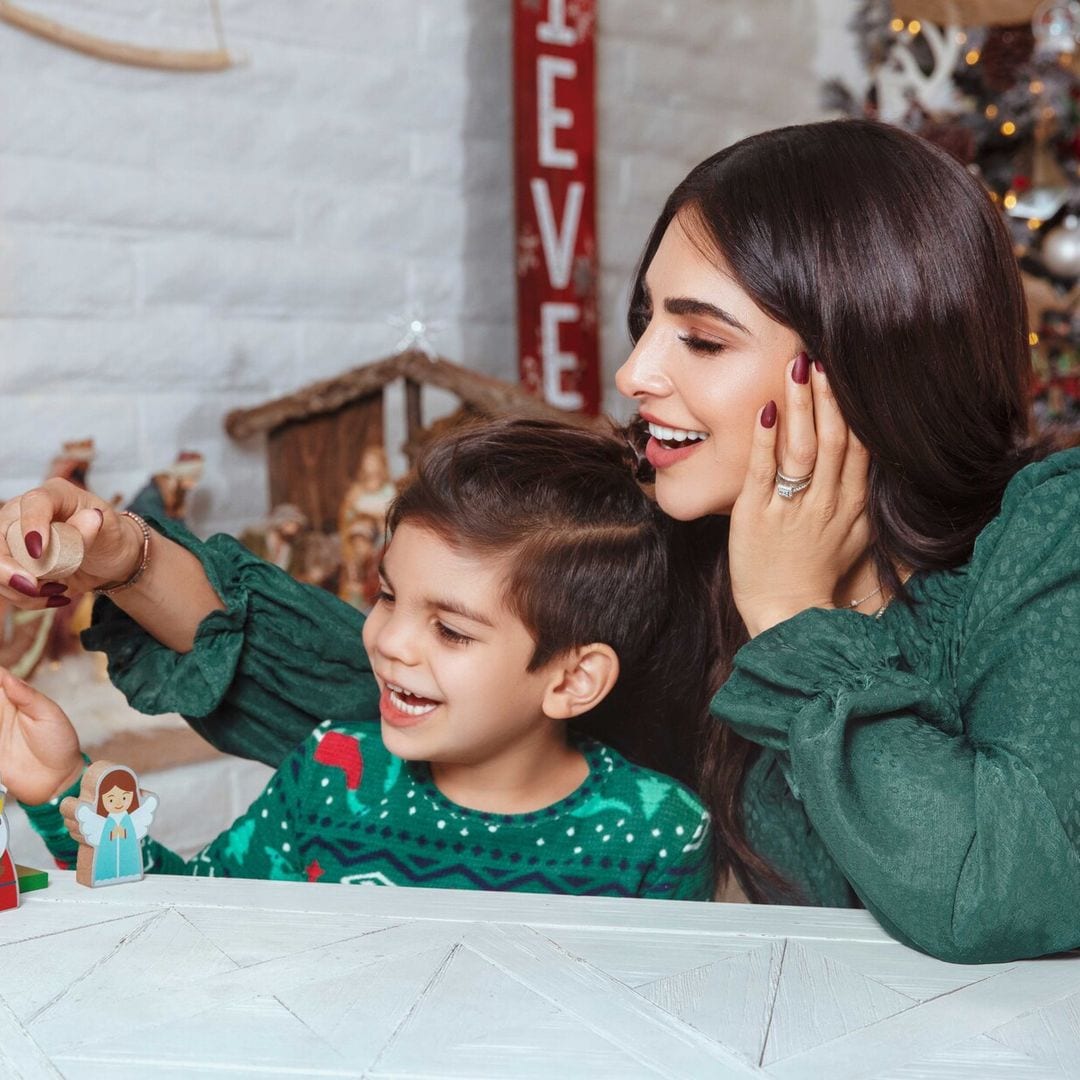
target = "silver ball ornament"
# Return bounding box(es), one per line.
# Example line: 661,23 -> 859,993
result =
1041,214 -> 1080,278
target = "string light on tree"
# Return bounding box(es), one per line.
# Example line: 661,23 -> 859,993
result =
826,0 -> 1080,431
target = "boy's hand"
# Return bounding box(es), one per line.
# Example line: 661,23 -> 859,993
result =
0,668 -> 83,805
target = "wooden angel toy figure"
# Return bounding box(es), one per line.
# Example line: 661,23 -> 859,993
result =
0,776 -> 18,911
62,763 -> 157,887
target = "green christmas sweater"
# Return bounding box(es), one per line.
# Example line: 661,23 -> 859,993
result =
24,721 -> 714,899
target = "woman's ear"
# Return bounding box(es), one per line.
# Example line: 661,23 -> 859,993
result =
541,644 -> 620,720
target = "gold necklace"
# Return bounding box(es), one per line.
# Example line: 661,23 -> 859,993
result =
847,584 -> 883,610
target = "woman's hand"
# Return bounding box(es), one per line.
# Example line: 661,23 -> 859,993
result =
0,480 -> 144,606
0,668 -> 83,805
729,353 -> 872,638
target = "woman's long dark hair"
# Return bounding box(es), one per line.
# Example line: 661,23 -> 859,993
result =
629,119 -> 1046,901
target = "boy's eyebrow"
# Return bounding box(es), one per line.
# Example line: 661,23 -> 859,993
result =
378,562 -> 495,628
429,597 -> 495,628
664,296 -> 750,335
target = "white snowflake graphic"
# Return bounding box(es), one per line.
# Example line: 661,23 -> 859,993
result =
517,226 -> 541,277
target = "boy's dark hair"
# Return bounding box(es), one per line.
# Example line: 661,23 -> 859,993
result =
389,418 -> 667,673
387,417 -> 705,785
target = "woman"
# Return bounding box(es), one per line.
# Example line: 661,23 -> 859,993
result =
1,120 -> 1077,962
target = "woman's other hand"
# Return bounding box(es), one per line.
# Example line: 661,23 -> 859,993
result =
0,668 -> 83,805
0,480 -> 143,605
729,354 -> 872,638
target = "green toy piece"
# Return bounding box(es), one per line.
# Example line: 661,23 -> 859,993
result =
15,864 -> 48,894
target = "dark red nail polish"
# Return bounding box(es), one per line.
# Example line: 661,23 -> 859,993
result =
9,574 -> 39,597
813,358 -> 824,373
792,353 -> 810,385
40,582 -> 68,597
46,595 -> 71,608
761,401 -> 778,429
24,531 -> 43,559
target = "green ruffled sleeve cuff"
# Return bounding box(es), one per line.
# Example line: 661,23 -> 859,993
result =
710,607 -> 904,752
81,514 -> 380,767
19,754 -> 91,869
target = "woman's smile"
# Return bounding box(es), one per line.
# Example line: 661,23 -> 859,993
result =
642,414 -> 711,469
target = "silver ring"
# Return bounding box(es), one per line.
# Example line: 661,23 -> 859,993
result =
775,469 -> 813,499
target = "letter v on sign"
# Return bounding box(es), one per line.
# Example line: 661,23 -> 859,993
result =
530,178 -> 584,290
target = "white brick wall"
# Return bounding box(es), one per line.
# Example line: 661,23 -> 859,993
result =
0,0 -> 857,535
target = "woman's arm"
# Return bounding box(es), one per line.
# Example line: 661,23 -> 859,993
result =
109,521 -> 224,654
0,481 -> 379,767
712,456 -> 1080,963
0,479 -> 223,650
85,514 -> 379,766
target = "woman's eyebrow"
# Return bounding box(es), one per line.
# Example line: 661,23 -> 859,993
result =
664,296 -> 750,335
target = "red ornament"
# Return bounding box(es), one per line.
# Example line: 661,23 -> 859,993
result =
313,732 -> 364,791
1013,174 -> 1032,192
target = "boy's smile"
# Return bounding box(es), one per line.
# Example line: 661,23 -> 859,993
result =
381,681 -> 441,726
362,522 -> 567,774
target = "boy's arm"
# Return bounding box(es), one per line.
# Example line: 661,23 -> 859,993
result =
23,747 -> 309,882
144,766 -> 305,880
20,763 -> 85,870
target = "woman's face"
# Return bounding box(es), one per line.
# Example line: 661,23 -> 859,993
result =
615,214 -> 801,520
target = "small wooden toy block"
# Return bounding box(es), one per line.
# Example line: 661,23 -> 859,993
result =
5,521 -> 84,581
15,864 -> 49,894
60,760 -> 158,888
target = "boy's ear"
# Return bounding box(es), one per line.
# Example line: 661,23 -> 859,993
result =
541,644 -> 619,720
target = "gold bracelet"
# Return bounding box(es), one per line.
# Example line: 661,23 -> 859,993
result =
95,511 -> 152,596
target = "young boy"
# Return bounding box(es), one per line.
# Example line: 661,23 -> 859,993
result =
4,420 -> 713,900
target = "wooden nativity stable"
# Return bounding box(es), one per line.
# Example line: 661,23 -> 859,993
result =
224,348 -> 600,532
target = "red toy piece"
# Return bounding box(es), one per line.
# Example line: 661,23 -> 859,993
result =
0,779 -> 20,912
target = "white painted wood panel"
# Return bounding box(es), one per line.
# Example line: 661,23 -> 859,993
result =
0,873 -> 1076,1078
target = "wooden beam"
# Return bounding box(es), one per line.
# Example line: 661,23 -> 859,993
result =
225,350 -> 605,441
404,377 -> 423,456
224,353 -> 408,440
0,0 -> 234,71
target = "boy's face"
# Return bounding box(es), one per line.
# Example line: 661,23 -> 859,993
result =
362,523 -> 559,766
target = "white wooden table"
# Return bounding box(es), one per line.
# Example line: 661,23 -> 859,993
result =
1,874 -> 1077,1079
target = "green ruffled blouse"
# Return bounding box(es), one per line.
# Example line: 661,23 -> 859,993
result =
85,449 -> 1080,963
712,448 -> 1080,963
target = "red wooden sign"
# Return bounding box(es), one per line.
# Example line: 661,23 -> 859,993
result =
513,0 -> 600,415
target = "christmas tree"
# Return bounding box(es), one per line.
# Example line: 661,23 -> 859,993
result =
826,0 -> 1080,434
